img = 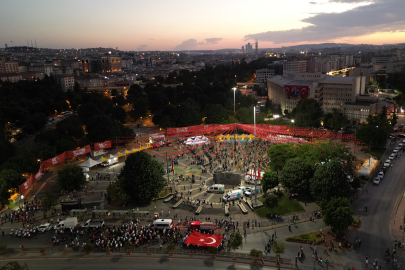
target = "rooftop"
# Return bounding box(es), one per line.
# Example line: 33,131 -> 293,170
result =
320,76 -> 355,82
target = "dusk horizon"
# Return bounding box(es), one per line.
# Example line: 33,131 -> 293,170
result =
2,0 -> 404,51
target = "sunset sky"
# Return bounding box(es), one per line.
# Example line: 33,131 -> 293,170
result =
1,0 -> 404,51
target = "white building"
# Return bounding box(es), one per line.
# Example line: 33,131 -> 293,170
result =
256,69 -> 275,83
55,75 -> 75,92
267,71 -> 366,114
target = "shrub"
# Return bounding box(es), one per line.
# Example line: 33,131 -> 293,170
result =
264,195 -> 279,208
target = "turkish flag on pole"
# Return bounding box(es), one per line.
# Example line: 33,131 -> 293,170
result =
258,167 -> 261,181
184,231 -> 223,247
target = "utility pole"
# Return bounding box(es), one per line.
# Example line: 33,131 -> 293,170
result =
166,151 -> 169,187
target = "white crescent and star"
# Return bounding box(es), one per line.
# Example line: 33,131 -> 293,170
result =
205,237 -> 217,245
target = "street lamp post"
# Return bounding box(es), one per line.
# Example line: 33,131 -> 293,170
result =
254,106 -> 257,205
233,87 -> 237,152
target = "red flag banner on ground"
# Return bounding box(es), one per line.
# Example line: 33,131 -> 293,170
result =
67,145 -> 91,158
94,140 -> 112,150
43,152 -> 67,169
184,231 -> 223,247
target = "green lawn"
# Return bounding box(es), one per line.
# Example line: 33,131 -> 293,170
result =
287,231 -> 324,243
158,187 -> 171,198
255,194 -> 305,218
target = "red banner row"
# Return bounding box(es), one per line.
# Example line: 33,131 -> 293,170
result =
21,141 -> 112,195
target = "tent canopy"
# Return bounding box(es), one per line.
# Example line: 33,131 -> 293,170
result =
79,158 -> 99,168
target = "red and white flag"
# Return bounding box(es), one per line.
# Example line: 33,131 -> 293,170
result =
184,231 -> 223,247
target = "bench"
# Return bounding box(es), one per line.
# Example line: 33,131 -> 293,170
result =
173,199 -> 184,209
225,203 -> 230,216
238,202 -> 248,214
195,205 -> 203,215
164,195 -> 173,203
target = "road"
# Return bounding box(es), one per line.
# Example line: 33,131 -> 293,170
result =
0,255 -> 279,270
350,138 -> 405,267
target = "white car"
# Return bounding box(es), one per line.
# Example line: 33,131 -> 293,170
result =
384,159 -> 391,167
245,187 -> 259,197
373,177 -> 380,185
238,186 -> 249,193
398,143 -> 403,149
393,149 -> 399,155
38,223 -> 52,232
378,171 -> 384,179
389,154 -> 396,160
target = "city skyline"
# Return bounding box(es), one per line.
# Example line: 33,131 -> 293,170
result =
1,0 -> 404,51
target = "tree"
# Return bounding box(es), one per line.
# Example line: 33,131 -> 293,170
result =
111,106 -> 127,123
173,103 -> 201,127
292,99 -> 323,127
86,115 -> 120,143
166,243 -> 176,254
250,248 -> 263,262
229,232 -> 243,263
78,102 -> 102,125
272,241 -> 285,258
280,157 -> 313,196
310,159 -> 351,201
298,140 -> 352,171
321,197 -> 353,234
356,124 -> 388,149
119,151 -> 166,205
261,171 -> 279,193
0,262 -> 29,270
0,179 -> 10,209
56,164 -> 86,192
264,195 -> 279,208
267,144 -> 296,172
391,112 -> 398,127
42,191 -> 57,218
106,182 -> 128,205
204,104 -> 228,124
0,169 -> 25,188
326,108 -> 348,131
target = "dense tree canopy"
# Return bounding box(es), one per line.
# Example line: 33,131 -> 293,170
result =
119,151 -> 166,205
280,157 -> 313,196
267,144 -> 297,172
292,99 -> 323,127
321,197 -> 353,234
310,159 -> 351,201
261,171 -> 279,192
56,164 -> 86,192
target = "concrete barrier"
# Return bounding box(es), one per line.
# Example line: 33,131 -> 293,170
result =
173,198 -> 184,209
225,203 -> 230,216
238,202 -> 248,214
164,195 -> 173,203
195,205 -> 203,215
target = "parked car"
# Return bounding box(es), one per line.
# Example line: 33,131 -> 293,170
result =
38,223 -> 52,232
378,171 -> 384,179
389,154 -> 396,160
373,177 -> 380,185
398,143 -> 403,149
384,159 -> 391,167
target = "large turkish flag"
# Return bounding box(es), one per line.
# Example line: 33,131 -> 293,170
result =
184,231 -> 223,247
